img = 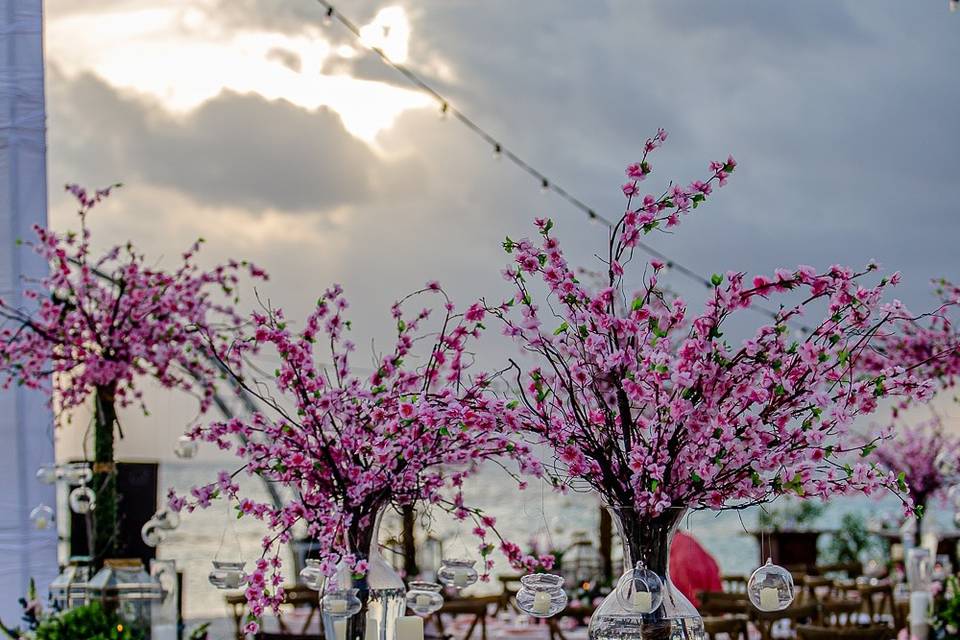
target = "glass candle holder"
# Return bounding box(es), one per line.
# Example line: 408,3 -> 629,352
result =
208,560 -> 246,590
748,559 -> 795,612
175,435 -> 198,459
322,588 -> 363,619
153,508 -> 181,531
30,504 -> 55,530
437,559 -> 478,590
516,573 -> 567,618
69,485 -> 96,514
35,464 -> 58,485
615,562 -> 664,614
405,581 -> 444,616
141,519 -> 165,548
300,559 -> 326,591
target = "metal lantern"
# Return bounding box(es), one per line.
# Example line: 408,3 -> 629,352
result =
50,564 -> 92,611
86,559 -> 163,632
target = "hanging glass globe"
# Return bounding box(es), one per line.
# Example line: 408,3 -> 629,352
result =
35,464 -> 58,485
405,581 -> 444,616
437,559 -> 478,590
516,573 -> 568,618
63,462 -> 92,485
69,485 -> 96,514
936,450 -> 960,481
748,559 -> 795,612
153,508 -> 181,531
615,561 -> 664,614
208,560 -> 246,589
174,435 -> 198,459
141,519 -> 165,547
322,588 -> 362,619
30,504 -> 55,530
299,559 -> 325,590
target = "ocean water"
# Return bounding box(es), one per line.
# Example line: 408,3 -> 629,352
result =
156,462 -> 913,620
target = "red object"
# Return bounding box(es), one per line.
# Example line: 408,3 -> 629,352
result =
669,531 -> 722,608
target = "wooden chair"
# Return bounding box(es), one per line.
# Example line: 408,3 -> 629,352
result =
752,602 -> 819,640
721,575 -> 748,593
434,595 -> 500,640
698,591 -> 750,616
820,598 -> 865,627
856,583 -> 899,628
703,615 -> 749,640
796,624 -> 893,639
801,575 -> 836,603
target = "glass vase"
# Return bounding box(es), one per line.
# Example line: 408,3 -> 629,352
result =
589,506 -> 704,640
322,508 -> 406,640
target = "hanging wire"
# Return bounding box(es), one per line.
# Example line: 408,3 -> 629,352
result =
313,1 -> 809,331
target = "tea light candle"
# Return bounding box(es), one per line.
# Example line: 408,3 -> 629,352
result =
532,590 -> 552,615
632,590 -> 653,613
327,599 -> 347,614
759,587 -> 779,610
397,616 -> 424,640
33,516 -> 48,530
364,615 -> 379,640
454,568 -> 468,588
334,620 -> 347,640
415,594 -> 431,608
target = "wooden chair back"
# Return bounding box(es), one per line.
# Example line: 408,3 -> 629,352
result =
752,602 -> 819,640
856,583 -> 898,627
698,591 -> 749,616
721,575 -> 748,593
703,614 -> 749,639
801,575 -> 835,603
796,624 -> 892,639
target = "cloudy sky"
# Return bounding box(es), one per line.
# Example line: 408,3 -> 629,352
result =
45,1 -> 960,458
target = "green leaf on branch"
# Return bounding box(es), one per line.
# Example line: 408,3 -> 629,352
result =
553,322 -> 569,336
711,273 -> 723,287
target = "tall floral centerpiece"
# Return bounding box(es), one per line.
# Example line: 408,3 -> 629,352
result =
174,284 -> 543,638
491,130 -> 940,639
0,184 -> 264,565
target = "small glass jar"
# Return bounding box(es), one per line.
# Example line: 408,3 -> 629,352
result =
406,581 -> 444,616
322,588 -> 362,619
208,560 -> 246,589
615,562 -> 664,614
30,504 -> 55,530
748,559 -> 795,612
437,559 -> 478,590
516,573 -> 567,618
175,435 -> 198,459
299,559 -> 325,590
69,485 -> 96,514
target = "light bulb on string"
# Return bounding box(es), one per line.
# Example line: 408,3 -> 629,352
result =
747,558 -> 795,612
30,504 -> 55,530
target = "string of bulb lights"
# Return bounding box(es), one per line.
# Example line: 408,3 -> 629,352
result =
313,0 -> 810,331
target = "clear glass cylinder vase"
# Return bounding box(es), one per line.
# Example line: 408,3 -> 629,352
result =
588,506 -> 704,640
322,508 -> 406,640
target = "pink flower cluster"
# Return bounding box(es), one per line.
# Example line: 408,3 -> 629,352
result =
871,415 -> 960,509
492,130 -> 937,519
173,284 -> 545,622
0,184 -> 265,416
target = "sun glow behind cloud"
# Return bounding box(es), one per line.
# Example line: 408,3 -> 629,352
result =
46,4 -> 432,143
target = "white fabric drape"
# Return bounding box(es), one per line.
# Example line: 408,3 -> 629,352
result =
0,0 -> 57,623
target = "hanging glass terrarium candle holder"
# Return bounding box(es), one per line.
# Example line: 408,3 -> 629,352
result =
174,435 -> 198,459
748,559 -> 795,612
152,508 -> 180,531
30,503 -> 55,530
516,573 -> 567,618
36,463 -> 58,485
86,559 -> 163,633
69,484 -> 96,514
208,560 -> 246,589
615,562 -> 664,614
63,462 -> 93,485
50,564 -> 91,611
323,588 -> 363,618
141,519 -> 166,548
300,559 -> 326,590
405,581 -> 444,616
437,559 -> 478,590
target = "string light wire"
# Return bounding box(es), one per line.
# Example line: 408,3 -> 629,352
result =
313,0 -> 808,329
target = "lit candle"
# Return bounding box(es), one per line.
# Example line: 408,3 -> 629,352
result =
33,517 -> 48,530
759,587 -> 779,610
632,590 -> 652,613
364,615 -> 379,640
454,568 -> 468,588
327,599 -> 347,614
532,591 -> 552,615
334,620 -> 347,640
397,616 -> 424,640
415,594 -> 431,608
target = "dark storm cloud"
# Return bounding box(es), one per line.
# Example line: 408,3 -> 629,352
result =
47,70 -> 428,212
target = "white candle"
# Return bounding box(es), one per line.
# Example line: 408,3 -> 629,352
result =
759,587 -> 779,610
415,594 -> 431,608
632,590 -> 652,613
532,591 -> 552,615
334,620 -> 347,640
397,616 -> 424,640
454,568 -> 468,588
364,615 -> 379,640
327,599 -> 347,614
33,517 -> 48,530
